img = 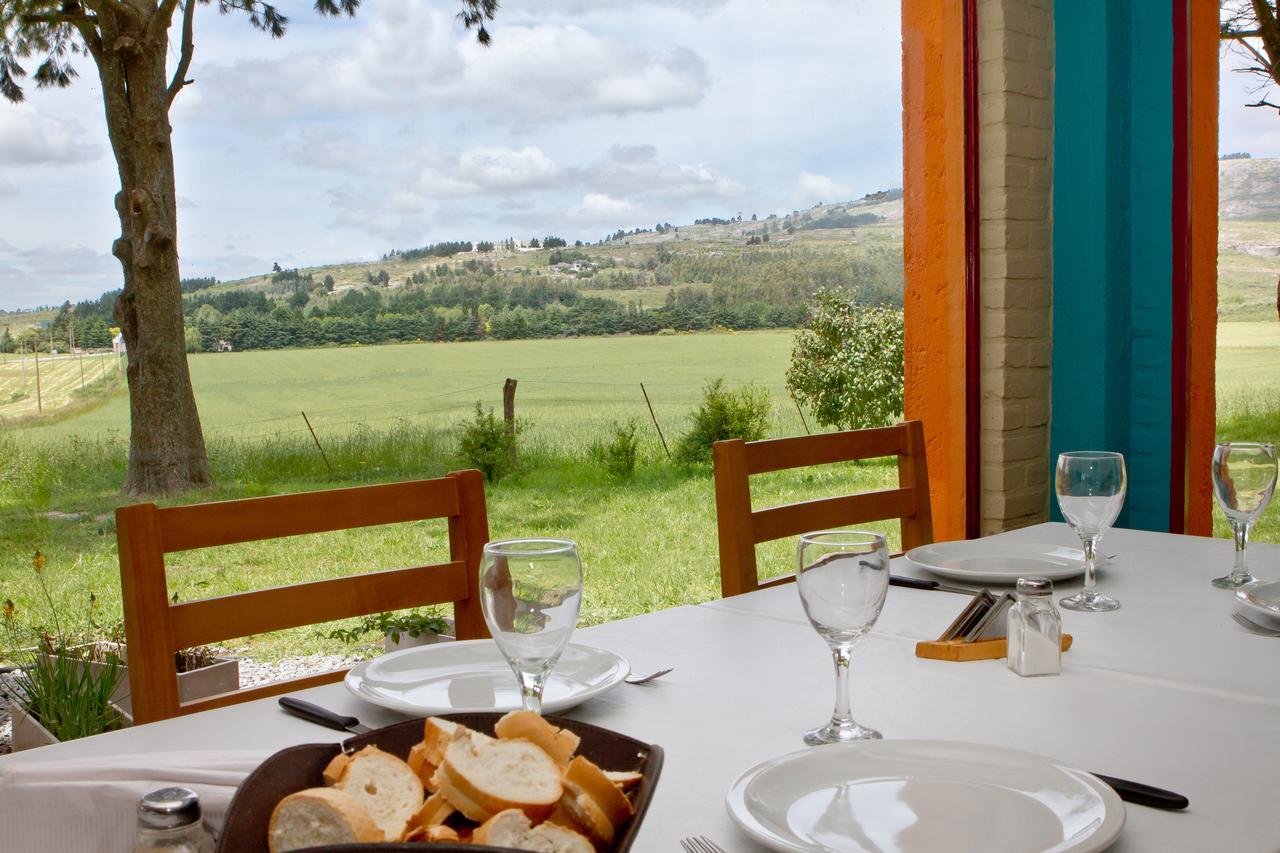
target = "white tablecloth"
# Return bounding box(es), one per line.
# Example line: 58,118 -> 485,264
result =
2,523 -> 1277,852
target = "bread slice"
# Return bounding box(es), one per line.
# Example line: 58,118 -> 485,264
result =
473,808 -> 594,853
423,716 -> 495,766
440,729 -> 563,822
321,752 -> 351,787
604,770 -> 643,792
329,745 -> 424,840
564,755 -> 634,827
411,791 -> 456,829
403,823 -> 461,843
406,742 -> 438,790
432,761 -> 495,823
268,787 -> 383,852
557,788 -> 614,847
494,710 -> 581,767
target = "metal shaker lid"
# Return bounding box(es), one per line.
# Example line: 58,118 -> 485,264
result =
138,786 -> 201,831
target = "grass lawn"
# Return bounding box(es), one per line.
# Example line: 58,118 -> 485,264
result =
1,322 -> 1275,662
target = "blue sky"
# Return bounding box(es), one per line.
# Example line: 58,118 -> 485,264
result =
2,5 -> 1278,311
0,0 -> 901,309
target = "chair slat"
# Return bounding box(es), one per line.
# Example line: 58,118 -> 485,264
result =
751,488 -> 916,545
159,478 -> 460,552
744,426 -> 909,475
170,562 -> 468,650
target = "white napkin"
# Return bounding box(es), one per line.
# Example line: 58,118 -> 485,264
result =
0,750 -> 268,853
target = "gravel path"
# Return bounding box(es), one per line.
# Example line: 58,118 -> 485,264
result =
0,654 -> 367,755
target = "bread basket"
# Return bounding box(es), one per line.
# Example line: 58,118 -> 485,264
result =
217,712 -> 663,852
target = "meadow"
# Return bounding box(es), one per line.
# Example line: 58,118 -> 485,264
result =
1,322 -> 1276,662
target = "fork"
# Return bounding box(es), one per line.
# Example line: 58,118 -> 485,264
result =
680,836 -> 727,853
625,667 -> 674,685
1233,612 -> 1280,637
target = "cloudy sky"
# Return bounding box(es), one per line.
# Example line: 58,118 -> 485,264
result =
3,7 -> 1280,311
0,0 -> 901,309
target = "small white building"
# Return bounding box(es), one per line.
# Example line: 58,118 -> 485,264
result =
112,333 -> 126,355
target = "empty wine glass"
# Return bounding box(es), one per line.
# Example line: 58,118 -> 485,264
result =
1056,451 -> 1127,612
479,538 -> 583,714
797,530 -> 889,745
1211,442 -> 1278,589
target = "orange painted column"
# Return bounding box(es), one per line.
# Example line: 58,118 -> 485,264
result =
902,0 -> 968,541
1185,0 -> 1218,534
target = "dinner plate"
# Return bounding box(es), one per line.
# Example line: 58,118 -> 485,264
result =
1236,580 -> 1280,625
905,540 -> 1088,584
726,740 -> 1125,853
344,640 -> 629,715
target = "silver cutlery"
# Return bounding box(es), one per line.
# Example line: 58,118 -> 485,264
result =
1233,611 -> 1280,637
626,667 -> 674,685
680,836 -> 727,853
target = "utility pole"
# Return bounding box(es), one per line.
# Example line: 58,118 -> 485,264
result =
34,348 -> 42,413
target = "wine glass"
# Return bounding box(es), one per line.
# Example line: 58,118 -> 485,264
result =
1211,442 -> 1278,589
1056,451 -> 1127,612
479,538 -> 583,714
796,530 -> 889,745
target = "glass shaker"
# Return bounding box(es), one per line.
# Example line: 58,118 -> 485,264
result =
1007,576 -> 1061,677
133,787 -> 216,853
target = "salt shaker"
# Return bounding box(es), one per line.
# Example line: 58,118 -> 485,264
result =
132,787 -> 216,853
1007,576 -> 1061,677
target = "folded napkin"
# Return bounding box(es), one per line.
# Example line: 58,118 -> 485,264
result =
0,750 -> 268,853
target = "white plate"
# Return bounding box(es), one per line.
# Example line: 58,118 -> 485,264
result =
1237,580 -> 1280,626
726,740 -> 1125,853
344,640 -> 629,715
905,540 -> 1088,584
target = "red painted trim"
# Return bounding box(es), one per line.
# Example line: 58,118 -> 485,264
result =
1170,0 -> 1192,534
963,0 -> 981,539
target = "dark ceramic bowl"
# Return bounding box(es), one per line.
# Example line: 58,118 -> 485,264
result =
217,712 -> 663,852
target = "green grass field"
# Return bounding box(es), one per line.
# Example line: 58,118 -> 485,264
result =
1,321 -> 1276,662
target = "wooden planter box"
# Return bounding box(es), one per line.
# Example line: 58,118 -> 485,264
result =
41,643 -> 240,723
383,620 -> 455,653
9,699 -> 127,752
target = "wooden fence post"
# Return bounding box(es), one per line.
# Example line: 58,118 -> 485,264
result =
300,411 -> 334,475
503,378 -> 518,466
791,395 -> 811,435
640,383 -> 671,460
78,352 -> 85,389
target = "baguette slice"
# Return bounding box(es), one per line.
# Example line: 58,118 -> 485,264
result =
564,755 -> 634,828
321,752 -> 351,787
557,788 -> 614,848
473,808 -> 594,853
330,745 -> 424,841
494,710 -> 581,767
432,761 -> 495,823
440,729 -> 563,822
604,770 -> 643,792
411,791 -> 456,829
423,716 -> 494,766
403,824 -> 461,843
268,787 -> 383,852
406,742 -> 439,790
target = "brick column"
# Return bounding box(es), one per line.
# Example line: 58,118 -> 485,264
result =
976,0 -> 1054,533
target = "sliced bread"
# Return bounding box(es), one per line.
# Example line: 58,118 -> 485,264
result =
472,808 -> 594,853
406,742 -> 438,790
494,709 -> 581,767
440,729 -> 563,821
563,755 -> 634,827
603,770 -> 643,792
329,745 -> 424,841
267,787 -> 383,852
556,787 -> 614,847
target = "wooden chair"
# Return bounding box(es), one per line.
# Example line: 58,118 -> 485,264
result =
713,420 -> 933,597
116,471 -> 490,724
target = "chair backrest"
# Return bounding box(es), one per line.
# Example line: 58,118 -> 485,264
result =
712,420 -> 933,597
116,470 -> 490,724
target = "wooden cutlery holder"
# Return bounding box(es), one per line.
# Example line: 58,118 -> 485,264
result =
915,634 -> 1073,662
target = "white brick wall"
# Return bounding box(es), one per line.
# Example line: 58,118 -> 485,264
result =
978,0 -> 1054,534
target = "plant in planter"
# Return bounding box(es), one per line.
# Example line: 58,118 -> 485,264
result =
328,610 -> 455,653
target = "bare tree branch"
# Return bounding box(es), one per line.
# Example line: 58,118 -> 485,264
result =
166,0 -> 194,103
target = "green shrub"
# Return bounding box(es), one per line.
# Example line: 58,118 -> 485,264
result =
458,402 -> 517,481
676,379 -> 771,465
591,421 -> 640,480
786,289 -> 904,431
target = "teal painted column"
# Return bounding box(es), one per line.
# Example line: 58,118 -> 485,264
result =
1051,0 -> 1174,532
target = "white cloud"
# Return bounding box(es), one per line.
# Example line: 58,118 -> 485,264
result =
202,4 -> 708,122
795,171 -> 852,205
572,193 -> 634,218
0,104 -> 99,167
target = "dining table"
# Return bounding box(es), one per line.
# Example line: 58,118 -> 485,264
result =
2,521 -> 1278,852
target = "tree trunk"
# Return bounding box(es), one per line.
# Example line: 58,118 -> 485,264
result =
92,8 -> 211,496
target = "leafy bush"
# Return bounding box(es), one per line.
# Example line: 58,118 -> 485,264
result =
676,379 -> 771,465
786,289 -> 904,431
591,421 -> 640,480
327,609 -> 450,645
458,402 -> 517,481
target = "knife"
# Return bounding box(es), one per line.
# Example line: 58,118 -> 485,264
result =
1092,772 -> 1189,811
889,574 -> 977,595
278,697 -> 372,735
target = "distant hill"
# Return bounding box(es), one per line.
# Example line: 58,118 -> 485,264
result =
1220,157 -> 1280,220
